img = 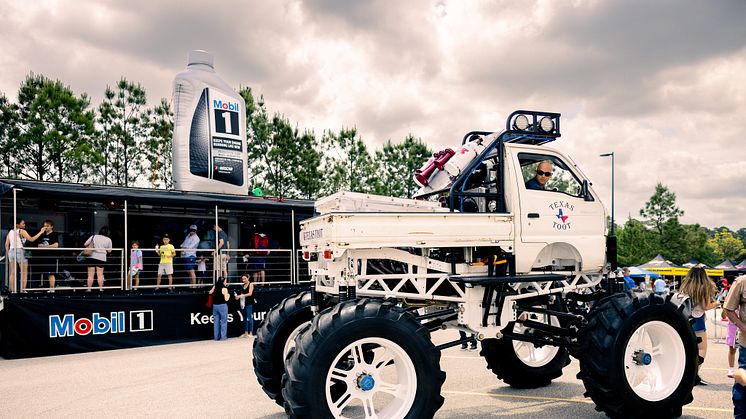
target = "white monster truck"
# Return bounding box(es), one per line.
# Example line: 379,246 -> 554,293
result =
253,111 -> 698,419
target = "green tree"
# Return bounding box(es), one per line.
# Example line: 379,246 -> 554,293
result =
293,130 -> 323,199
656,219 -> 699,265
617,217 -> 656,266
681,224 -> 715,266
0,93 -> 20,177
142,98 -> 173,189
707,228 -> 746,262
265,114 -> 300,197
242,87 -> 270,192
320,127 -> 373,194
371,135 -> 431,198
735,228 -> 746,248
94,87 -> 117,184
639,183 -> 684,234
13,73 -> 96,182
96,78 -> 147,186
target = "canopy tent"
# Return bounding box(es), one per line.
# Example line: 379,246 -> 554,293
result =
737,260 -> 746,270
628,266 -> 661,279
639,254 -> 723,277
716,260 -> 738,270
682,258 -> 711,269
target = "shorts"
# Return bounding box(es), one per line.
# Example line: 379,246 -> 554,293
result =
250,258 -> 266,272
158,263 -> 174,275
37,264 -> 57,275
184,255 -> 197,270
7,248 -> 26,263
692,315 -> 706,333
218,253 -> 229,270
87,258 -> 105,268
728,321 -> 739,347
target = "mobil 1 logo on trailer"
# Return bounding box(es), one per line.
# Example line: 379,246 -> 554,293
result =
48,310 -> 154,338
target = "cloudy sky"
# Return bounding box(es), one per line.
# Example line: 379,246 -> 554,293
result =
1,0 -> 744,229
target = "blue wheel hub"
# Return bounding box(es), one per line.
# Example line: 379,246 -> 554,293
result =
358,374 -> 375,391
633,349 -> 652,366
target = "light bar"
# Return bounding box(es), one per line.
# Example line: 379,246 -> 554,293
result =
513,114 -> 529,130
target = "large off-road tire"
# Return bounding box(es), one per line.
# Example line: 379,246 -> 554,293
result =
480,311 -> 570,389
252,291 -> 314,406
282,298 -> 446,419
576,291 -> 697,418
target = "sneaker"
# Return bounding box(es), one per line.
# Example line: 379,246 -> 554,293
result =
469,346 -> 478,351
460,345 -> 468,351
729,368 -> 736,378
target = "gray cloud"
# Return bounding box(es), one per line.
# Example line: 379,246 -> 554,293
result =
0,0 -> 744,228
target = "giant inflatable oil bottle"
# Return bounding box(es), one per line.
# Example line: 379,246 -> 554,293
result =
172,50 -> 248,194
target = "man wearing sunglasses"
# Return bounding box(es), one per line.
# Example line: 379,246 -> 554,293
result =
526,161 -> 553,190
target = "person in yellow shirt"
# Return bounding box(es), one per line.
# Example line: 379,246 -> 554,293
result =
156,234 -> 176,290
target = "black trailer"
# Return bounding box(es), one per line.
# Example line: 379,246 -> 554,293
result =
0,179 -> 314,358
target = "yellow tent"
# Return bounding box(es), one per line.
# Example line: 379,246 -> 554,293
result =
638,254 -> 723,278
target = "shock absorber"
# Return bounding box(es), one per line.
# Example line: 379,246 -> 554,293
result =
310,283 -> 319,313
338,281 -> 348,303
347,279 -> 357,300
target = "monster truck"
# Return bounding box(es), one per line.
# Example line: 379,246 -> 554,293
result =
253,110 -> 698,418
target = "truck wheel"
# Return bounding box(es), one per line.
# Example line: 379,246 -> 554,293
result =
576,292 -> 697,418
252,291 -> 313,406
480,313 -> 570,389
282,298 -> 445,419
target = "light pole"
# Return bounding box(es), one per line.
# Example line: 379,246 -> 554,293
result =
600,152 -> 615,236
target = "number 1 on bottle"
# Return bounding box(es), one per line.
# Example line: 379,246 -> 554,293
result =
221,111 -> 232,134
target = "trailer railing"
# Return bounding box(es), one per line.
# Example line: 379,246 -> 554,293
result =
2,247 -> 311,293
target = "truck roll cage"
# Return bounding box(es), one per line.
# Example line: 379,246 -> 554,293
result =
449,110 -> 562,214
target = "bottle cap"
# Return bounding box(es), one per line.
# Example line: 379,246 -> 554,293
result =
188,50 -> 214,68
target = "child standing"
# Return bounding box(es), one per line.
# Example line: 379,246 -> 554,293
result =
197,254 -> 207,284
156,234 -> 176,290
130,241 -> 143,290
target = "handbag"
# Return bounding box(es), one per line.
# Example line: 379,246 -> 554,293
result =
81,235 -> 95,257
205,294 -> 213,308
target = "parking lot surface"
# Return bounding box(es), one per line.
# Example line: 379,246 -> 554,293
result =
0,330 -> 733,418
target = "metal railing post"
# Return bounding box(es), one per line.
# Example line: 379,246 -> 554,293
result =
124,200 -> 128,291
291,209 -> 296,284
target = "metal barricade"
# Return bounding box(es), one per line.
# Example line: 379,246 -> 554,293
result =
295,250 -> 312,284
2,246 -> 313,292
8,247 -> 124,292
221,248 -> 296,286
128,248 -> 213,290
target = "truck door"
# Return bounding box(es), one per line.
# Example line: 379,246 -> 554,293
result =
513,151 -> 606,269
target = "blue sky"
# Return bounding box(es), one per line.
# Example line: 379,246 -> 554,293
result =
1,0 -> 744,229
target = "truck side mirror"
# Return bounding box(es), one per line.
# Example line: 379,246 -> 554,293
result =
581,180 -> 594,201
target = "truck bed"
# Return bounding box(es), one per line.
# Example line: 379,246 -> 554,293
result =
299,212 -> 514,252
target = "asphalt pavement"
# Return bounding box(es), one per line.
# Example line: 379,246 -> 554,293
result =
0,330 -> 733,418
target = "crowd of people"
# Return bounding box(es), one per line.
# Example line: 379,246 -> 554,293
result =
3,218 -> 273,293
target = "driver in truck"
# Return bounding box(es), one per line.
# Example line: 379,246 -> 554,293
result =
526,160 -> 553,190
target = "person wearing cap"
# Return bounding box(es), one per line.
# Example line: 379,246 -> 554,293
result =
180,225 -> 200,287
156,234 -> 176,290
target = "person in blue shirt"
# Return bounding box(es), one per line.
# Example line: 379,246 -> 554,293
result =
525,161 -> 553,190
622,267 -> 636,291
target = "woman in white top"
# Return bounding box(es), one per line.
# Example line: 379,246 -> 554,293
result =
4,218 -> 44,293
84,226 -> 113,292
